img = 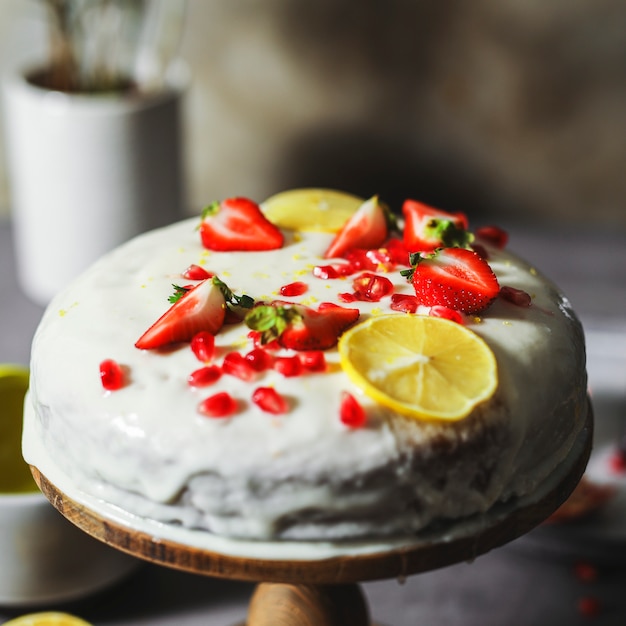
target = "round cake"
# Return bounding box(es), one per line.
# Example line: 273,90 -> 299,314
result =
24,190 -> 588,543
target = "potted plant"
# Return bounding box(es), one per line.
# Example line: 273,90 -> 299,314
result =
2,0 -> 188,305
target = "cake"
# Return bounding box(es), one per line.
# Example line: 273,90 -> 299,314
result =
24,189 -> 588,543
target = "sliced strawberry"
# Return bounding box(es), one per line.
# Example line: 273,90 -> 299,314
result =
406,247 -> 499,314
402,199 -> 470,253
245,301 -> 360,351
135,279 -> 226,349
200,197 -> 284,251
324,196 -> 388,259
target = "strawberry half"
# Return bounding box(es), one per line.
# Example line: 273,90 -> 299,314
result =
135,279 -> 226,349
405,247 -> 499,314
402,199 -> 470,253
324,196 -> 388,259
200,197 -> 284,251
245,302 -> 360,351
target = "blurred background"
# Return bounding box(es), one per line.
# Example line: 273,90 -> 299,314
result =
0,0 -> 624,228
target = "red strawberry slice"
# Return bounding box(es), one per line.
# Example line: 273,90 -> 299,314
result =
245,302 -> 360,351
324,196 -> 388,259
402,199 -> 470,252
135,279 -> 226,349
200,197 -> 284,251
408,247 -> 499,314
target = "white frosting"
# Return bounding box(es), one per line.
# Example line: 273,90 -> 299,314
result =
24,219 -> 588,542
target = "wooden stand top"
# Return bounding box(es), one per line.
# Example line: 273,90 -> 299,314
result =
30,402 -> 592,586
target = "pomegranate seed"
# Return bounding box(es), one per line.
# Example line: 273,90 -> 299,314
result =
182,264 -> 213,280
99,359 -> 124,391
245,348 -> 273,372
384,238 -> 410,266
340,391 -> 366,428
573,561 -> 599,583
476,225 -> 508,249
279,281 -> 308,297
608,449 -> 626,473
338,292 -> 358,303
300,351 -> 326,372
191,331 -> 215,362
344,249 -> 374,271
198,392 -> 237,418
252,387 -> 289,414
577,596 -> 601,617
500,286 -> 532,307
274,355 -> 303,377
188,365 -> 222,387
313,264 -> 339,280
430,305 -> 464,324
471,243 -> 489,259
390,293 -> 418,314
352,273 -> 394,302
222,352 -> 257,381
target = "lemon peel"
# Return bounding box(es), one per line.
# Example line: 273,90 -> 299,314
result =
338,315 -> 498,421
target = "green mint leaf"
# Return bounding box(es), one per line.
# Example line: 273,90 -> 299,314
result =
168,284 -> 190,304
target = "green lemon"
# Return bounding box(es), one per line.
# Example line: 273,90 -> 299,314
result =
0,364 -> 38,494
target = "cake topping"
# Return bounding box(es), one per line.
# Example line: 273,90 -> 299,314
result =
402,247 -> 500,315
323,195 -> 389,259
402,199 -> 471,252
338,315 -> 498,421
261,188 -> 363,233
135,278 -> 227,349
199,197 -> 284,251
252,386 -> 289,414
339,391 -> 367,428
198,391 -> 238,418
245,302 -> 360,351
99,359 -> 124,391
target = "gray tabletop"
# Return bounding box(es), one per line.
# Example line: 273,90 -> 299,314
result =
1,217 -> 626,626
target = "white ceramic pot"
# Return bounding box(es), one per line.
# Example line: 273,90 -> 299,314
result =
2,67 -> 187,306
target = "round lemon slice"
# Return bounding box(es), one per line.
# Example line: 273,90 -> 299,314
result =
3,613 -> 92,626
338,315 -> 498,421
261,188 -> 364,233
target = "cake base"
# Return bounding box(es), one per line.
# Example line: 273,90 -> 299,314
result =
28,400 -> 592,625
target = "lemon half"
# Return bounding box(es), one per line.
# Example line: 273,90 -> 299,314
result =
338,315 -> 498,421
261,188 -> 364,233
3,613 -> 92,626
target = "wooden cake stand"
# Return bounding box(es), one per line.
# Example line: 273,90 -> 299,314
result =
30,405 -> 592,626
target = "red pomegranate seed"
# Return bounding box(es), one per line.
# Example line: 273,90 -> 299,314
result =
390,293 -> 418,313
352,273 -> 394,302
300,351 -> 326,372
182,264 -> 214,280
313,264 -> 339,280
430,305 -> 464,324
500,286 -> 532,307
191,331 -> 215,362
279,281 -> 308,297
339,391 -> 366,428
608,449 -> 626,473
274,355 -> 303,377
99,359 -> 124,391
252,387 -> 289,414
476,225 -> 508,249
198,392 -> 237,418
188,365 -> 222,387
384,238 -> 410,266
577,596 -> 601,617
245,348 -> 273,372
222,352 -> 257,381
338,292 -> 358,303
573,561 -> 599,583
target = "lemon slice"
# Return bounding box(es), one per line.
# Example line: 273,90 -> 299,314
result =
3,613 -> 92,626
261,188 -> 364,232
338,315 -> 497,421
0,364 -> 38,493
